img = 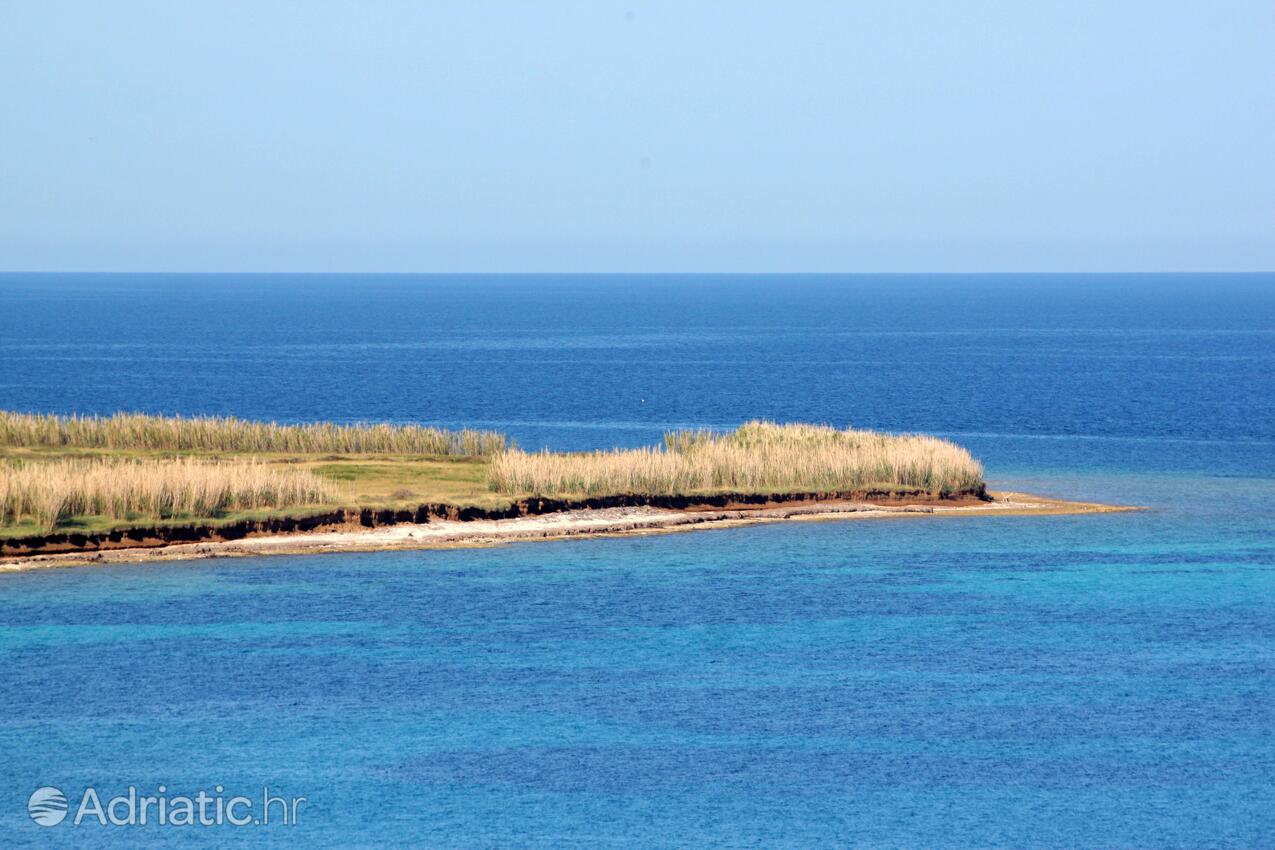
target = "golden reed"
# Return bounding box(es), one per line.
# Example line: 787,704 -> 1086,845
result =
0,458 -> 335,531
0,411 -> 507,456
489,421 -> 984,497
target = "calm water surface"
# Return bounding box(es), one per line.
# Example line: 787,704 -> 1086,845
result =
1,274 -> 1273,847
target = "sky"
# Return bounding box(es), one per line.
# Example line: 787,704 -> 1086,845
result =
2,1 -> 1273,272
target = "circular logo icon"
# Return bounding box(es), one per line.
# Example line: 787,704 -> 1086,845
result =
28,787 -> 68,827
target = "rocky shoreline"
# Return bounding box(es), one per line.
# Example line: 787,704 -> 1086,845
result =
0,490 -> 1135,572
0,486 -> 987,558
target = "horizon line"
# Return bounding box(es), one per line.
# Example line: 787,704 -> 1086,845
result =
3,270 -> 1274,277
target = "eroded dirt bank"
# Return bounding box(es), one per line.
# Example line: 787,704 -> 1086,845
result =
0,487 -> 987,558
0,491 -> 1137,572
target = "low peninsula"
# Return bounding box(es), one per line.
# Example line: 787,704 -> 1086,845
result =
0,412 -> 1131,570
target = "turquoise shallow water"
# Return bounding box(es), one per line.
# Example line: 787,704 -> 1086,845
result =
0,274 -> 1273,847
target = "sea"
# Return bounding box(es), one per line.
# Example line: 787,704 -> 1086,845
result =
0,273 -> 1272,848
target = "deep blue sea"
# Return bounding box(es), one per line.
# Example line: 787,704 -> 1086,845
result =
1,274 -> 1273,848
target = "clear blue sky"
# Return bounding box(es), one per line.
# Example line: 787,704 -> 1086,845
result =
3,1 -> 1272,272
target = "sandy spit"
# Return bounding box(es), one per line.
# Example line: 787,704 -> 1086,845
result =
0,492 -> 1136,572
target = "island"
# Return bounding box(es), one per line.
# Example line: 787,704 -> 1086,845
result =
0,411 -> 1131,570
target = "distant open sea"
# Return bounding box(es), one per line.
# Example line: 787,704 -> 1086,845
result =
1,273 -> 1273,848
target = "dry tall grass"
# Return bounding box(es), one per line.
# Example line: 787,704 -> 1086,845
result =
489,421 -> 984,497
0,411 -> 507,456
0,458 -> 336,531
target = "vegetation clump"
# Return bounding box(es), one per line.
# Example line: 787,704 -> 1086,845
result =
0,457 -> 335,532
488,420 -> 984,498
0,411 -> 507,457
